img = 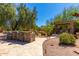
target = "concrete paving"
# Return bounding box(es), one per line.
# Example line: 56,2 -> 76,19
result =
0,37 -> 46,56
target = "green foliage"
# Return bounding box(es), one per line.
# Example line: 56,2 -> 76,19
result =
0,3 -> 37,31
75,20 -> 79,30
1,3 -> 79,36
59,32 -> 76,45
51,6 -> 79,34
17,4 -> 37,31
0,4 -> 16,31
40,21 -> 54,36
53,6 -> 79,23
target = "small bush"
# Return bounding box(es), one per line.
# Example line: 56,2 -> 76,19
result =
59,32 -> 76,45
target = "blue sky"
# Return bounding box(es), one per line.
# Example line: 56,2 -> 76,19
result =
25,3 -> 79,27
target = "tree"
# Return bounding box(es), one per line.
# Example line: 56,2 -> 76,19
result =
0,4 -> 16,31
42,6 -> 79,36
40,19 -> 54,36
16,4 -> 37,31
0,3 -> 37,32
30,7 -> 37,31
53,6 -> 79,23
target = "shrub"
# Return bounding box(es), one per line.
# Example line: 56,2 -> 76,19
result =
59,32 -> 76,45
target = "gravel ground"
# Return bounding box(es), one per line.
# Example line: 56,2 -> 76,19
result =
0,37 -> 47,56
43,37 -> 79,56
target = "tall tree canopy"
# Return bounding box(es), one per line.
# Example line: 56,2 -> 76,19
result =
0,3 -> 37,31
0,4 -> 16,30
54,6 -> 79,23
16,4 -> 37,31
41,6 -> 79,36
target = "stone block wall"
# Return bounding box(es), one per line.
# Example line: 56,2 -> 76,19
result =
6,31 -> 35,42
76,32 -> 79,39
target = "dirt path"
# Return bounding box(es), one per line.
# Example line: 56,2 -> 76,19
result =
0,37 -> 46,56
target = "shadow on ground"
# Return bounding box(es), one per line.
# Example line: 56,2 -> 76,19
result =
59,43 -> 75,48
0,39 -> 29,45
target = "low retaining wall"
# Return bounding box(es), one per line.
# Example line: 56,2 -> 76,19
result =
5,31 -> 35,42
76,32 -> 79,39
43,37 -> 59,56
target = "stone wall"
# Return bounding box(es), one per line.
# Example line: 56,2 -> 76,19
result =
76,32 -> 79,39
6,31 -> 35,42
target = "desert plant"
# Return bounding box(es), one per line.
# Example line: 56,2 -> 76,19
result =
59,32 -> 76,45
